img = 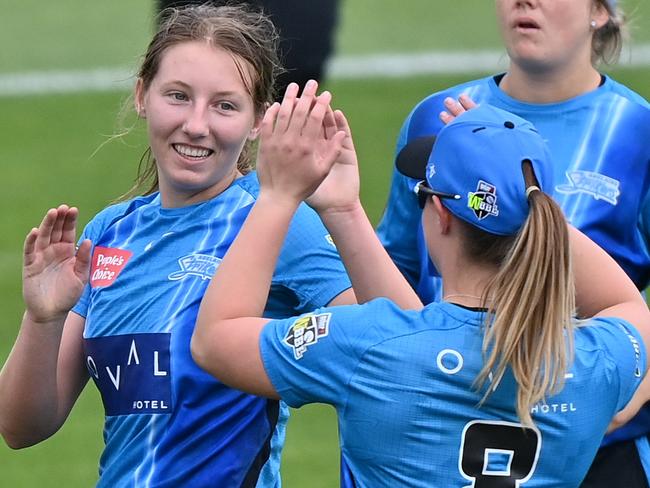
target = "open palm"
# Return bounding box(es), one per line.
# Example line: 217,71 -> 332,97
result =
306,109 -> 360,214
23,205 -> 91,323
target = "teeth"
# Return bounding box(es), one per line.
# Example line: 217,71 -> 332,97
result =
174,144 -> 211,158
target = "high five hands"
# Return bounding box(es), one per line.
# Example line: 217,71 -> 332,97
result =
22,205 -> 91,324
256,80 -> 360,214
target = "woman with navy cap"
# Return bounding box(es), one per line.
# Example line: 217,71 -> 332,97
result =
377,1 -> 650,483
192,102 -> 650,487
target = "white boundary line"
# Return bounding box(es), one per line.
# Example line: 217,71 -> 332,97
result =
1,44 -> 649,96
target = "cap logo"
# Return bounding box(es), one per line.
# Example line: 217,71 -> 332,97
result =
467,180 -> 499,220
427,163 -> 436,179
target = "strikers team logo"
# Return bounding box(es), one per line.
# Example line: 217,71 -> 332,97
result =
555,170 -> 620,205
168,254 -> 222,281
283,313 -> 331,360
467,180 -> 499,220
90,247 -> 133,287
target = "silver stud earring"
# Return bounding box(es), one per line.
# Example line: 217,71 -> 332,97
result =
590,20 -> 597,29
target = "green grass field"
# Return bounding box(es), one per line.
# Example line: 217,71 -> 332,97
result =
1,0 -> 649,485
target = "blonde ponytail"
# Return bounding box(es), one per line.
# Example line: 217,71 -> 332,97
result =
473,162 -> 575,425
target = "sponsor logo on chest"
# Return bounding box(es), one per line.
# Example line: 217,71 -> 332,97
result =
85,333 -> 172,415
90,247 -> 133,287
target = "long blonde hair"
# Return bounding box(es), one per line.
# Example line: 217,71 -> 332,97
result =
468,162 -> 575,426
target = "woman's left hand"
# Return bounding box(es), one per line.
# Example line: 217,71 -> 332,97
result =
305,108 -> 361,216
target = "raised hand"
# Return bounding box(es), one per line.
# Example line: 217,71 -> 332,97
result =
305,108 -> 361,216
256,80 -> 346,205
439,94 -> 478,125
23,205 -> 92,323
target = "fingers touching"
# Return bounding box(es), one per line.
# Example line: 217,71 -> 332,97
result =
25,205 -> 81,263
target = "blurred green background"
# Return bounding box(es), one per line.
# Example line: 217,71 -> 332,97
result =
1,0 -> 649,485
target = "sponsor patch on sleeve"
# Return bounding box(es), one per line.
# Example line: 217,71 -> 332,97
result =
325,234 -> 336,248
283,313 -> 331,360
618,322 -> 643,378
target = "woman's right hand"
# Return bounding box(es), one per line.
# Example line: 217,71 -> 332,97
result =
22,205 -> 92,324
305,108 -> 361,216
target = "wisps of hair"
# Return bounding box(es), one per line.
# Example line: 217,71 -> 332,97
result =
592,0 -> 628,65
117,3 -> 283,201
473,161 -> 575,426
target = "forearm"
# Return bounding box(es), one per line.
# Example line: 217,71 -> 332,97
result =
571,227 -> 647,318
0,312 -> 67,447
319,202 -> 422,309
571,226 -> 650,359
197,192 -> 298,332
608,371 -> 650,433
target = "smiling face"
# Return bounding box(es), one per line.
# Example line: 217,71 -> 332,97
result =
495,0 -> 608,73
135,40 -> 262,207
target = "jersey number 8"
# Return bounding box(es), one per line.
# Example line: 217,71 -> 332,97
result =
459,420 -> 541,487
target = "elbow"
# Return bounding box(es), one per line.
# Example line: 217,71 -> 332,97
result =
0,406 -> 62,449
190,329 -> 209,371
190,322 -> 229,382
191,309 -> 212,370
0,426 -> 48,450
2,435 -> 33,450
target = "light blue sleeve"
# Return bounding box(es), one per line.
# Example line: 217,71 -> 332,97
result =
270,203 -> 352,315
375,117 -> 423,288
259,302 -> 381,408
639,186 -> 650,258
71,201 -> 133,318
71,214 -> 104,318
376,90 -> 454,289
591,317 -> 647,412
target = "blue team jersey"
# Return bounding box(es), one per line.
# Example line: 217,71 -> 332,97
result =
71,172 -> 351,488
377,74 -> 650,299
376,74 -> 650,447
260,300 -> 646,487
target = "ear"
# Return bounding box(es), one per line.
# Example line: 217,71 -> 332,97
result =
431,196 -> 452,235
590,1 -> 610,29
247,104 -> 267,141
134,78 -> 146,118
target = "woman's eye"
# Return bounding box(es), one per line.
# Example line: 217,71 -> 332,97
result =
170,92 -> 187,101
218,102 -> 235,111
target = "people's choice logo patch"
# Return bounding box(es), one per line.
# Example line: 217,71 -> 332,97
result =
467,180 -> 499,220
91,247 -> 133,287
283,313 -> 331,360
